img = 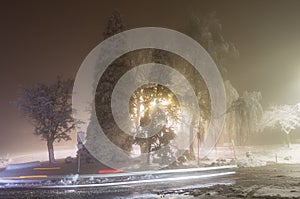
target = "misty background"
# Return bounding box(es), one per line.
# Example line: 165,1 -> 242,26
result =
1,0 -> 300,155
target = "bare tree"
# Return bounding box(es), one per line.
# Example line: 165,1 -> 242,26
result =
260,103 -> 300,147
14,78 -> 76,164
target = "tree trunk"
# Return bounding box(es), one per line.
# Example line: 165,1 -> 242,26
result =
283,129 -> 291,148
197,137 -> 200,165
286,133 -> 291,148
139,142 -> 151,164
47,140 -> 55,164
147,141 -> 151,164
197,123 -> 204,165
188,114 -> 196,160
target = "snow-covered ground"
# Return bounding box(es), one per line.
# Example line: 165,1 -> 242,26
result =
11,149 -> 76,163
2,144 -> 300,169
0,146 -> 77,168
191,143 -> 300,167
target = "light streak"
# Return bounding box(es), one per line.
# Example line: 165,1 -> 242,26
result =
18,175 -> 47,179
33,167 -> 60,171
40,171 -> 235,188
99,169 -> 123,174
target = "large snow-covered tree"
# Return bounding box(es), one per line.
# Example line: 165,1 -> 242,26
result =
227,91 -> 263,145
185,12 -> 239,157
15,78 -> 75,163
103,10 -> 125,39
260,103 -> 300,147
189,12 -> 239,80
94,11 -> 179,162
94,10 -> 134,154
92,11 -> 241,165
219,80 -> 239,144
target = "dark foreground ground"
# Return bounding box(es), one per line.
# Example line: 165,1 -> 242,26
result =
0,163 -> 300,198
170,163 -> 300,198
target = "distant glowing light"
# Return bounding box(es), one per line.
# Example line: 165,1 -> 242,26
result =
160,99 -> 171,106
140,104 -> 145,117
150,99 -> 157,108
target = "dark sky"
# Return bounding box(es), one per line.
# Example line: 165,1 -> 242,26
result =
1,0 -> 300,154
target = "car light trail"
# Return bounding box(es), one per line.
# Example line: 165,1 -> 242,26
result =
74,164 -> 237,179
33,167 -> 60,171
40,171 -> 235,189
0,175 -> 48,180
0,165 -> 236,187
18,175 -> 48,179
98,169 -> 123,174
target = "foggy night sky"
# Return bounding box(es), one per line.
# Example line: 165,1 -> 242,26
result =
1,0 -> 300,154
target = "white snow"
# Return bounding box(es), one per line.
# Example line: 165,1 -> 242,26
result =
5,146 -> 76,165
253,186 -> 300,198
194,144 -> 300,167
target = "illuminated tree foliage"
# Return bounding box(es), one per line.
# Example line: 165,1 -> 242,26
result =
14,78 -> 75,164
130,84 -> 180,164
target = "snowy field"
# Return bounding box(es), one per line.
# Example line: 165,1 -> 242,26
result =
199,143 -> 300,167
1,144 -> 300,169
0,146 -> 76,168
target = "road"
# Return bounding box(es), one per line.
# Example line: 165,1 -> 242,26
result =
1,163 -> 300,198
0,164 -> 236,198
